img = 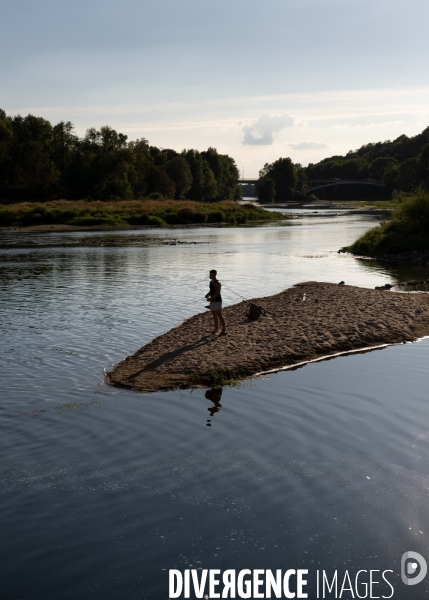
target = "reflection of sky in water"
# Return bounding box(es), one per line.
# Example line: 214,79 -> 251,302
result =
1,212 -> 429,598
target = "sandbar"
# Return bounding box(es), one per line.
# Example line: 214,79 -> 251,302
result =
107,282 -> 429,393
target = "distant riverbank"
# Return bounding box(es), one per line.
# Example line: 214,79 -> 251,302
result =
259,198 -> 402,210
0,199 -> 285,231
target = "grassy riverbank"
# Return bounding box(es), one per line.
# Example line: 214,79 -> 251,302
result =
0,199 -> 285,228
343,191 -> 429,255
352,200 -> 402,210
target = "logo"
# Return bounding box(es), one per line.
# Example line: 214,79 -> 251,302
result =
401,551 -> 427,586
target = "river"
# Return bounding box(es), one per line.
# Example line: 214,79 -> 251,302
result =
1,209 -> 429,599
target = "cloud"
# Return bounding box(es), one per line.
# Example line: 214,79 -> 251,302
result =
289,141 -> 328,150
242,113 -> 295,145
332,120 -> 403,130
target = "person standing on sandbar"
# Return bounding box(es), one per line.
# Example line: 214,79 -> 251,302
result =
205,269 -> 226,335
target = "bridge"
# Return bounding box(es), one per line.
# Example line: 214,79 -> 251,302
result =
237,178 -> 384,189
237,178 -> 385,198
237,178 -> 258,197
303,178 -> 384,196
237,178 -> 258,185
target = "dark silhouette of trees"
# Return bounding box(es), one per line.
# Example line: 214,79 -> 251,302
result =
181,149 -> 209,201
4,113 -> 58,196
257,157 -> 298,201
305,127 -> 429,195
164,156 -> 193,199
307,157 -> 369,180
0,109 -> 241,203
368,156 -> 397,180
256,177 -> 275,203
202,147 -> 240,200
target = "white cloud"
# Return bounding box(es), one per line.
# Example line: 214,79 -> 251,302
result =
332,120 -> 404,130
242,113 -> 295,145
289,141 -> 328,150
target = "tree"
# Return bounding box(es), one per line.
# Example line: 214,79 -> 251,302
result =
128,138 -> 152,198
8,114 -> 59,194
149,146 -> 178,166
258,163 -> 271,178
394,158 -> 419,192
368,157 -> 398,180
417,143 -> 429,189
74,126 -> 134,199
294,162 -> 307,191
156,170 -> 176,198
202,160 -> 217,200
339,157 -> 369,179
136,162 -> 175,199
259,157 -> 297,200
202,147 -> 240,200
182,149 -> 217,201
382,162 -> 400,192
50,121 -> 78,191
0,109 -> 245,202
257,177 -> 275,203
0,110 -> 13,186
164,156 -> 193,199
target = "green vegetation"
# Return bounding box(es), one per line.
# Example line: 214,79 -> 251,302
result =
352,200 -> 402,210
305,126 -> 429,198
344,190 -> 429,255
5,105 -> 428,209
255,126 -> 429,202
355,190 -> 417,209
189,368 -> 241,387
0,109 -> 241,202
256,177 -> 276,203
0,199 -> 285,228
257,157 -> 299,202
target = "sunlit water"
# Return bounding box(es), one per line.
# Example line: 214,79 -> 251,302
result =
1,210 -> 429,599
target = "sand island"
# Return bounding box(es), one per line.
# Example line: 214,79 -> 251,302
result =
107,282 -> 429,393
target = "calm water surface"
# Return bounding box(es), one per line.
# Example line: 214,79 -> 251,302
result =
1,210 -> 429,599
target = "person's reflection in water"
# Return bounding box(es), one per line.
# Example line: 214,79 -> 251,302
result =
205,388 -> 223,426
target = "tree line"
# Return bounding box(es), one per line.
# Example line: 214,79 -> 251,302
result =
0,109 -> 241,202
256,157 -> 303,202
256,126 -> 429,201
306,126 -> 429,195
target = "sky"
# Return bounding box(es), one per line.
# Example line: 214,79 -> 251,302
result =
1,0 -> 429,177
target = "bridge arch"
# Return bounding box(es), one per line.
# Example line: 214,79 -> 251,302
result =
303,179 -> 384,196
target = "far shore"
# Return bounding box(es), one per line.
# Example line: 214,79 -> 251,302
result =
259,198 -> 399,210
0,198 -> 286,231
0,221 -> 278,233
0,198 -> 395,233
107,282 -> 429,393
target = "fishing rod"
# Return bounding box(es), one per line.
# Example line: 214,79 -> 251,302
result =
221,284 -> 248,302
222,282 -> 311,316
189,279 -> 297,317
187,280 -> 249,305
221,284 -> 279,318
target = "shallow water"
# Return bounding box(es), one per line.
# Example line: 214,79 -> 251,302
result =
1,211 -> 429,599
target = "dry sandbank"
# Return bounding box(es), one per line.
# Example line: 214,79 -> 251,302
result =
107,282 -> 429,393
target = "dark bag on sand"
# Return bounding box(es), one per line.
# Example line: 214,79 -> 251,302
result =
247,303 -> 262,321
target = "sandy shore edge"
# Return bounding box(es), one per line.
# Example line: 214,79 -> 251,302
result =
107,282 -> 429,393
